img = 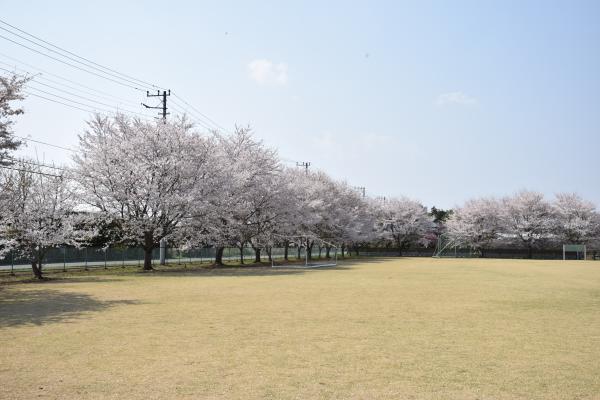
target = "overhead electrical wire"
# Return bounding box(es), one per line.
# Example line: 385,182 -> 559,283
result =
0,52 -> 143,106
0,26 -> 153,91
0,66 -> 148,116
0,61 -> 141,109
0,20 -> 228,132
12,135 -> 78,153
0,33 -> 147,91
171,92 -> 227,131
0,19 -> 237,157
0,18 -> 165,91
4,156 -> 70,172
0,163 -> 64,178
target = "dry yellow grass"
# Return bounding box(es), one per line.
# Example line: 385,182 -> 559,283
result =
1,257 -> 600,399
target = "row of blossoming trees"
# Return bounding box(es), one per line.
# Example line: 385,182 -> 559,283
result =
0,115 -> 438,278
1,115 -> 599,279
446,192 -> 600,258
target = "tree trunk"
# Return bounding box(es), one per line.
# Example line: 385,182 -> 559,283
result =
355,246 -> 359,256
267,247 -> 272,262
307,242 -> 313,261
396,238 -> 403,256
215,247 -> 225,265
318,246 -> 322,259
480,248 -> 486,258
143,231 -> 154,270
254,247 -> 261,263
239,246 -> 244,264
527,245 -> 533,259
297,246 -> 301,260
284,241 -> 289,261
341,244 -> 345,258
326,246 -> 331,258
31,261 -> 43,280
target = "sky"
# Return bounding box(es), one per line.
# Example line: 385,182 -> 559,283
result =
1,0 -> 599,208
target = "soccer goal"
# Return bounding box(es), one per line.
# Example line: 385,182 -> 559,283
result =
432,233 -> 476,258
271,234 -> 339,268
563,244 -> 586,260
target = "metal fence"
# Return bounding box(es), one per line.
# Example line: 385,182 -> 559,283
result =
356,247 -> 600,260
0,245 -> 328,274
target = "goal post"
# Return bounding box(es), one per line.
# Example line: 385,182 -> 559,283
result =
563,244 -> 586,260
432,233 -> 476,258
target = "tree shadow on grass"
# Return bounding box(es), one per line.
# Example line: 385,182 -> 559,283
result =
143,265 -> 310,277
144,258 -> 394,277
0,286 -> 140,328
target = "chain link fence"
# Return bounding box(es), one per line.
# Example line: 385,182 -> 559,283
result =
0,245 -> 331,274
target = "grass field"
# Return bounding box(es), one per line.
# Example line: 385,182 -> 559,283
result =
1,257 -> 600,399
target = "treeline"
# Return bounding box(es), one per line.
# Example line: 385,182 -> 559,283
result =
445,192 -> 600,258
0,115 -> 437,278
2,118 -> 600,279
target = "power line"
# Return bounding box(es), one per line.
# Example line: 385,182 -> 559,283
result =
12,135 -> 78,153
23,85 -> 156,121
171,92 -> 226,131
26,79 -> 153,118
169,97 -> 218,131
4,156 -> 70,172
24,91 -> 105,114
168,101 -> 215,131
0,57 -> 224,132
0,21 -> 228,135
0,61 -> 137,107
0,25 -> 155,91
0,18 -> 165,91
0,53 -> 143,106
0,61 -> 142,109
0,163 -> 64,178
26,87 -> 131,115
0,33 -> 145,92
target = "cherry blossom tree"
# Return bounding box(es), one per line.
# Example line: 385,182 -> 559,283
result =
375,197 -> 436,255
73,114 -> 214,270
553,193 -> 600,245
0,73 -> 30,164
501,190 -> 555,258
194,127 -> 281,264
446,197 -> 503,257
0,160 -> 74,279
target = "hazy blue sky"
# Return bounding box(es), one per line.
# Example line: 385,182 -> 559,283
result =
2,0 -> 599,208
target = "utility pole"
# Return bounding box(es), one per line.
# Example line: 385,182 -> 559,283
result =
296,161 -> 311,175
354,186 -> 366,198
142,90 -> 171,265
142,89 -> 171,121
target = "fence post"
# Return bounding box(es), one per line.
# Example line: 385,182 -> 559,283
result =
159,238 -> 167,266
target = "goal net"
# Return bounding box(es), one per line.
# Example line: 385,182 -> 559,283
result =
432,233 -> 477,258
271,234 -> 339,268
563,244 -> 586,260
